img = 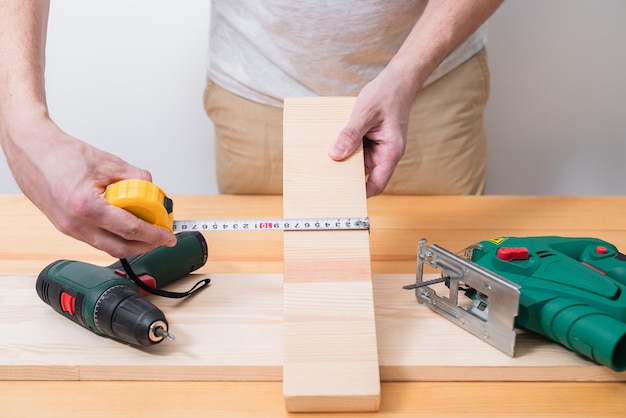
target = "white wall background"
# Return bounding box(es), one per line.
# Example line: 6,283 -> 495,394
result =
1,1 -> 624,195
485,1 -> 626,195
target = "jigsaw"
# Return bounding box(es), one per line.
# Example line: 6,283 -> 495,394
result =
405,236 -> 626,372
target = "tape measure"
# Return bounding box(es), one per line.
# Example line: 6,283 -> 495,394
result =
105,179 -> 369,232
171,217 -> 369,232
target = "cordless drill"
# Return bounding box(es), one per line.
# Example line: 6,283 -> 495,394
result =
35,231 -> 208,346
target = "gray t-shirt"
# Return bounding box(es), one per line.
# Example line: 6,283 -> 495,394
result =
208,1 -> 487,107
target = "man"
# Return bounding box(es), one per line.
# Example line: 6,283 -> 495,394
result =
0,1 -> 501,258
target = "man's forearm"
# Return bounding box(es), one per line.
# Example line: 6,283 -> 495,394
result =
390,0 -> 503,95
0,0 -> 51,138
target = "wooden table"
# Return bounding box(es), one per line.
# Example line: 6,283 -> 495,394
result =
1,194 -> 625,417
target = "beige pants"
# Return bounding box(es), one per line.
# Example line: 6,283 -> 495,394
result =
204,48 -> 489,195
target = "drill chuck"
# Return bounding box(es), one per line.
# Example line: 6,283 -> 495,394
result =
94,285 -> 170,346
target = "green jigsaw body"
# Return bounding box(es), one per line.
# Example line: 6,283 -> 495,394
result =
470,236 -> 626,371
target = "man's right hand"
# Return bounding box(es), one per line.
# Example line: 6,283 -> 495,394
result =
2,117 -> 177,258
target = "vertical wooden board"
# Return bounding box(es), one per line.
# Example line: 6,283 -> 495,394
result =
283,97 -> 366,218
282,97 -> 381,412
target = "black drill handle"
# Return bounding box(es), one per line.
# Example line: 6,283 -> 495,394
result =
108,231 -> 208,288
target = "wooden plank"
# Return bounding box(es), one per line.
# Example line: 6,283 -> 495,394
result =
1,273 -> 625,382
281,97 -> 380,412
0,273 -> 283,381
3,194 -> 626,276
3,381 -> 626,418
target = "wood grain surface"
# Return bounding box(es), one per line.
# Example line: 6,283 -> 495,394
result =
282,97 -> 379,412
2,272 -> 625,382
1,194 -> 626,416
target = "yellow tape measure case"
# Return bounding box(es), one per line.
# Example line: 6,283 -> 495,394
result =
105,179 -> 174,232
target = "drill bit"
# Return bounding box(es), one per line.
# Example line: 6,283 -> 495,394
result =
154,326 -> 175,341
